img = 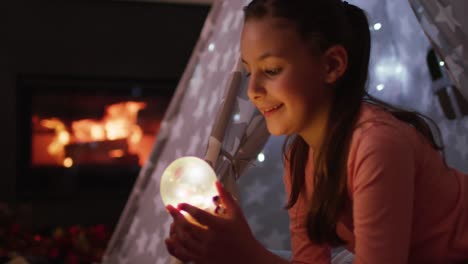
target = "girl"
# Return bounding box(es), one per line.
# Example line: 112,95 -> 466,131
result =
165,0 -> 468,263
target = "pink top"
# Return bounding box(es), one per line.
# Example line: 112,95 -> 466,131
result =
283,103 -> 468,264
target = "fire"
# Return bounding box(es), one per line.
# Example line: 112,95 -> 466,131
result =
63,157 -> 73,168
40,101 -> 147,167
72,119 -> 106,142
40,118 -> 71,162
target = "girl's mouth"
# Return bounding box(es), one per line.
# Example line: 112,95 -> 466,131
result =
263,104 -> 284,117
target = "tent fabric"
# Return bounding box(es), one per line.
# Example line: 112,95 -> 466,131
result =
409,0 -> 468,100
102,0 -> 263,263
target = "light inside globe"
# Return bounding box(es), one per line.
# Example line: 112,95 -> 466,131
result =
160,156 -> 218,213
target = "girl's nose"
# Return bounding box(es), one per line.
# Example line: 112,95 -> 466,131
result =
247,76 -> 265,102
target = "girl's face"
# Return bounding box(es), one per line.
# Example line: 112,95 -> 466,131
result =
241,17 -> 333,137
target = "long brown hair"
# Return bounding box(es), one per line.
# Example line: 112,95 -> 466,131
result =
244,0 -> 443,246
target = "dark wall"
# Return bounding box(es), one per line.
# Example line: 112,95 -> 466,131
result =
1,0 -> 209,226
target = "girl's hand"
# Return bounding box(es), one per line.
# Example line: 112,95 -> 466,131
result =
165,181 -> 257,264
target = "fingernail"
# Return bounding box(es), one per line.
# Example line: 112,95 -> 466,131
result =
167,205 -> 180,215
215,206 -> 226,215
216,181 -> 224,189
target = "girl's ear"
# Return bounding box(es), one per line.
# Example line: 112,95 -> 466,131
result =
322,45 -> 348,85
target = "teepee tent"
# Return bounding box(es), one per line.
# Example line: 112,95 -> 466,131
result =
103,0 -> 468,263
102,1 -> 264,263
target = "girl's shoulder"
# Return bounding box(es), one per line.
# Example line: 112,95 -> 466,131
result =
346,103 -> 424,190
349,103 -> 426,163
354,103 -> 404,135
352,103 -> 425,144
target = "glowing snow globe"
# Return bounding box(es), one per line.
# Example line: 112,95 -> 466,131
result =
160,156 -> 218,215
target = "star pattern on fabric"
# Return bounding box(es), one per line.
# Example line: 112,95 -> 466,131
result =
277,191 -> 287,205
187,129 -> 202,155
188,65 -> 204,98
244,179 -> 270,205
435,2 -> 461,32
438,120 -> 453,140
205,126 -> 212,140
400,16 -> 413,40
207,89 -> 221,114
136,230 -> 149,255
175,148 -> 183,159
235,97 -> 255,124
221,10 -> 235,33
234,43 -> 240,55
221,47 -> 234,71
117,255 -> 129,264
193,96 -> 207,120
275,160 -> 284,170
207,51 -> 221,73
246,214 -> 263,234
129,217 -> 140,236
171,115 -> 184,140
162,213 -> 173,233
199,18 -> 214,40
454,133 -> 467,160
155,256 -> 168,264
153,194 -> 165,217
416,6 -> 424,14
420,15 -> 441,46
147,231 -> 161,256
264,229 -> 289,249
157,120 -> 170,141
246,114 -> 264,136
232,10 -> 244,31
454,45 -> 463,58
445,55 -> 464,86
151,161 -> 167,189
156,161 -> 168,175
232,137 -> 241,154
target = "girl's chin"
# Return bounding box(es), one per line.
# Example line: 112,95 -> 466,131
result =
266,124 -> 292,136
268,130 -> 284,136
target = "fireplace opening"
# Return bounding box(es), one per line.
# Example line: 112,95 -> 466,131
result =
17,76 -> 175,200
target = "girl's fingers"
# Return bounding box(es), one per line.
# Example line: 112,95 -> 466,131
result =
165,237 -> 199,262
215,181 -> 239,213
174,229 -> 206,256
177,203 -> 219,228
166,224 -> 206,261
170,222 -> 175,236
167,204 -> 207,242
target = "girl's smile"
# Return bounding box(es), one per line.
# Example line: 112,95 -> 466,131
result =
260,103 -> 284,117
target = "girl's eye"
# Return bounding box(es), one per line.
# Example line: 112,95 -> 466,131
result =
264,68 -> 282,76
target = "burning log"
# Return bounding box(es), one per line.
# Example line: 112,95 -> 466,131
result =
64,139 -> 139,166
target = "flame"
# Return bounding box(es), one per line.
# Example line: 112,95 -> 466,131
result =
72,119 -> 106,142
40,118 -> 71,161
63,157 -> 73,168
103,102 -> 146,141
41,101 -> 147,166
109,149 -> 125,158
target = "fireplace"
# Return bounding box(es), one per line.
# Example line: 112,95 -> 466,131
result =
17,76 -> 175,200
